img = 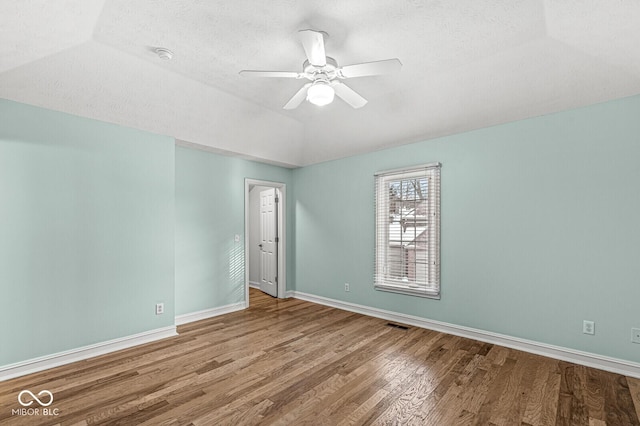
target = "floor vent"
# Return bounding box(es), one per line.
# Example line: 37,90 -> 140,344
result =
386,323 -> 409,330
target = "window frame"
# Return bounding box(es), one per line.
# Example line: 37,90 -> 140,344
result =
374,162 -> 441,299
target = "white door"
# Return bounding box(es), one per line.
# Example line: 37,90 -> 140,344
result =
259,188 -> 278,297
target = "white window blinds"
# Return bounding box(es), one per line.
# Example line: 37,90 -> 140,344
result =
374,163 -> 441,298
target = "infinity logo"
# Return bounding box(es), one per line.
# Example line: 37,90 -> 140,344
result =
18,390 -> 54,407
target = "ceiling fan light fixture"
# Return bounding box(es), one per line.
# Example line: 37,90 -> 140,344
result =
307,82 -> 335,106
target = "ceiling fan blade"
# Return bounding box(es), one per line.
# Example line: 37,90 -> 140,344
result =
298,30 -> 326,67
331,82 -> 368,109
338,58 -> 402,78
283,83 -> 312,110
239,70 -> 302,78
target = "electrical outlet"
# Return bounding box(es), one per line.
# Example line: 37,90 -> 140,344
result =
632,328 -> 640,344
583,320 -> 595,335
155,303 -> 164,315
344,283 -> 350,292
234,234 -> 240,243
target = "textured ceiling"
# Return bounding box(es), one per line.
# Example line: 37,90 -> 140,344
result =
2,1 -> 640,167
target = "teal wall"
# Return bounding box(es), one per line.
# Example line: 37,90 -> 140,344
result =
293,94 -> 640,363
0,99 -> 175,366
3,93 -> 639,369
174,146 -> 292,315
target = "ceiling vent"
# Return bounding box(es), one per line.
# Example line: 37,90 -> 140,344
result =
155,48 -> 174,60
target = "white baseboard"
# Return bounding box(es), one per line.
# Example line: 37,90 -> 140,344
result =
0,326 -> 177,382
175,302 -> 245,326
249,281 -> 260,289
285,290 -> 295,298
291,291 -> 640,379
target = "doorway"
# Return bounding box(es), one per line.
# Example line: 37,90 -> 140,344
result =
245,179 -> 287,305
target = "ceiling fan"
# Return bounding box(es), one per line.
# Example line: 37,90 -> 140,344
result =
239,30 -> 402,110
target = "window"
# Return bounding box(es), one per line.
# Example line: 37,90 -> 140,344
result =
374,163 -> 441,298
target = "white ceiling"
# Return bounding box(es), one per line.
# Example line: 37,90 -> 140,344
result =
2,1 -> 639,167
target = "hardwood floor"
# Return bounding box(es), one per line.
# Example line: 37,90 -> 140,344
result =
1,288 -> 639,425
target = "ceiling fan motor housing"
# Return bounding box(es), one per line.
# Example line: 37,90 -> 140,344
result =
303,57 -> 338,81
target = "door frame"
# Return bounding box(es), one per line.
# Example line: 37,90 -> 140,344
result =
244,179 -> 287,306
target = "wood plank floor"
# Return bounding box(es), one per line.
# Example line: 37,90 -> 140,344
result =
1,288 -> 639,425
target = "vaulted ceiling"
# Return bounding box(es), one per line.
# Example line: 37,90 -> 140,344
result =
2,1 -> 640,167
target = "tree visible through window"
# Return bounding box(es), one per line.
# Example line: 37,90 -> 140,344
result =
374,163 -> 441,298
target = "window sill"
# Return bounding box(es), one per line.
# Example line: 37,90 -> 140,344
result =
374,284 -> 440,299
